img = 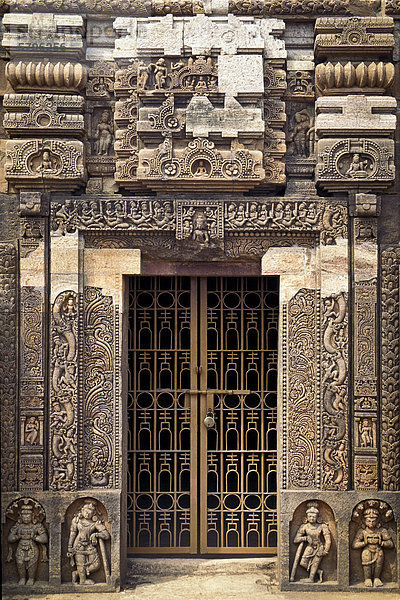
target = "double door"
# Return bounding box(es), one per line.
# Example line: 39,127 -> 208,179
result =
127,275 -> 278,554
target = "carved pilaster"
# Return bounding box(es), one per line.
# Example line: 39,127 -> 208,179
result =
350,194 -> 379,491
81,287 -> 118,488
381,245 -> 400,491
49,291 -> 79,491
0,243 -> 18,492
321,292 -> 349,490
286,289 -> 320,489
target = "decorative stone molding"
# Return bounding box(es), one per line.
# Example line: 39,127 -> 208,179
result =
381,246 -> 400,491
3,94 -> 84,135
6,61 -> 87,93
286,289 -> 320,489
0,0 -> 383,15
134,137 -> 266,192
50,198 -> 347,244
49,291 -> 78,491
315,62 -> 395,96
314,17 -> 394,58
315,96 -> 397,137
2,13 -> 84,58
0,243 -> 18,492
316,138 -> 395,192
321,292 -> 349,490
19,286 -> 45,491
5,139 -> 85,191
82,288 -> 118,489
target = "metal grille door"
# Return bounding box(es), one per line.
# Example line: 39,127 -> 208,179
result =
127,276 -> 278,554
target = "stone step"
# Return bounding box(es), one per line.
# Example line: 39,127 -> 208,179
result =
127,556 -> 277,583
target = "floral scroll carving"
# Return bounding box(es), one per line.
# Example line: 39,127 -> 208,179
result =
82,287 -> 117,488
381,246 -> 400,490
286,289 -> 319,489
321,292 -> 349,490
49,291 -> 78,491
0,243 -> 17,492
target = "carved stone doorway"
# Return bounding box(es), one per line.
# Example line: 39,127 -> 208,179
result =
127,275 -> 278,555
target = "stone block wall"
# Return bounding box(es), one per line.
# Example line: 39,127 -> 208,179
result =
0,0 -> 399,594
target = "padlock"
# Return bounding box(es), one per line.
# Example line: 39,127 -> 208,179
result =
203,409 -> 215,429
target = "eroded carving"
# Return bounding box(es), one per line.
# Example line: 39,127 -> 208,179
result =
0,243 -> 18,492
321,292 -> 348,490
381,246 -> 400,490
82,288 -> 116,488
5,139 -> 85,191
49,291 -> 78,491
287,289 -> 319,488
5,498 -> 48,586
67,499 -> 111,585
3,94 -> 84,134
291,502 -> 332,583
87,61 -> 115,99
351,500 -> 395,588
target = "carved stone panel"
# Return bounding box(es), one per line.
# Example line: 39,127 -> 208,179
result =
0,243 -> 18,492
62,498 -> 111,585
3,498 -> 49,586
82,287 -> 118,488
49,291 -> 78,491
321,292 -> 349,490
381,246 -> 400,491
285,289 -> 320,489
5,139 -> 85,191
316,138 -> 395,192
289,500 -> 337,583
350,500 -> 397,588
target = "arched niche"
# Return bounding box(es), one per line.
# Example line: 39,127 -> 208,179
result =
61,497 -> 111,585
289,499 -> 337,584
3,497 -> 49,586
349,499 -> 397,588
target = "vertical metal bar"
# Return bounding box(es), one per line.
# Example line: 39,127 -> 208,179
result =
190,277 -> 198,553
199,277 -> 208,553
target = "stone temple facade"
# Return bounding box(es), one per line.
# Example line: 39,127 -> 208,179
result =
0,0 -> 400,594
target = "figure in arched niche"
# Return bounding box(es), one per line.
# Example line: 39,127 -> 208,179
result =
291,501 -> 332,583
352,500 -> 394,588
6,498 -> 48,586
93,110 -> 114,156
67,499 -> 110,585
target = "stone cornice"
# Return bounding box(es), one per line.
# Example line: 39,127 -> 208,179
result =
0,0 -> 384,17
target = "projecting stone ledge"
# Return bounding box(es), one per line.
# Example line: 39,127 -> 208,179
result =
186,96 -> 265,138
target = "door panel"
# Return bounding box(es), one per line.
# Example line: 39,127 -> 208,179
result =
199,277 -> 278,553
127,276 -> 197,553
127,275 -> 278,555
